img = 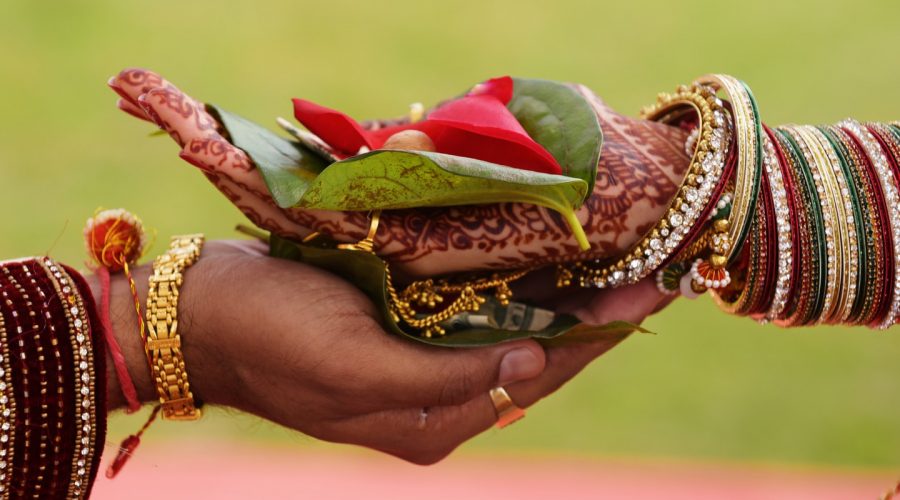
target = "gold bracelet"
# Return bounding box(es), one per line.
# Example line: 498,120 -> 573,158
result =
145,234 -> 205,420
696,75 -> 762,263
560,82 -> 731,288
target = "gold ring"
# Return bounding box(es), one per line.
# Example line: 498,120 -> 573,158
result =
489,387 -> 525,429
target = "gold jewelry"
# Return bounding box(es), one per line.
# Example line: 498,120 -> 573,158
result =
337,210 -> 381,253
489,387 -> 525,429
696,75 -> 762,263
842,119 -> 900,329
386,266 -> 530,338
145,234 -> 205,420
334,210 -> 532,338
805,125 -> 859,323
561,83 -> 731,288
781,126 -> 842,323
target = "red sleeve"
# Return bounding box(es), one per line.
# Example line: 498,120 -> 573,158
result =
0,258 -> 107,499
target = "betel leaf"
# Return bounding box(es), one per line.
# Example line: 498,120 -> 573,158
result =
269,235 -> 647,347
299,150 -> 591,250
207,104 -> 329,208
507,78 -> 602,198
210,105 -> 591,249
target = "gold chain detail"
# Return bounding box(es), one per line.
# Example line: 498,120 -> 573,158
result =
145,234 -> 204,421
385,265 -> 531,338
334,208 -> 533,337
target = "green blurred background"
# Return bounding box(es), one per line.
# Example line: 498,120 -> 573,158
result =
1,0 -> 899,471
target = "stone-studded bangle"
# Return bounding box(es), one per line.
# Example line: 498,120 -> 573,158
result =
759,129 -> 795,322
840,120 -> 900,329
888,123 -> 900,142
0,258 -> 106,499
775,128 -> 826,325
828,125 -> 886,325
867,123 -> 900,323
753,162 -> 780,316
782,125 -> 842,324
697,75 -> 763,264
562,83 -> 731,288
809,126 -> 863,323
713,168 -> 769,316
820,126 -> 873,324
797,125 -> 858,324
780,126 -> 839,324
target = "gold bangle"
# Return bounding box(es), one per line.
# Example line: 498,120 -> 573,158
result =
145,234 -> 205,420
561,83 -> 731,288
805,125 -> 859,323
782,126 -> 843,324
696,74 -> 762,263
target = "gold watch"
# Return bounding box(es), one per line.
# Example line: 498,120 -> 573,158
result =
145,234 -> 205,420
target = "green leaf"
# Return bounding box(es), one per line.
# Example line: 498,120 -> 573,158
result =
269,235 -> 644,347
206,104 -> 328,208
300,150 -> 591,249
507,78 -> 602,197
211,104 -> 592,249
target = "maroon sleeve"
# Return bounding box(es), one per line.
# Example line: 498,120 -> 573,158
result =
0,258 -> 107,499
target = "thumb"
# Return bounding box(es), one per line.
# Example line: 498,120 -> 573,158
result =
564,277 -> 667,326
379,338 -> 546,409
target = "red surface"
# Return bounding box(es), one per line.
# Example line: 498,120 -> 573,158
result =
92,440 -> 896,500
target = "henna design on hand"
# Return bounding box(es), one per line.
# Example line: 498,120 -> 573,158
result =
110,69 -> 690,277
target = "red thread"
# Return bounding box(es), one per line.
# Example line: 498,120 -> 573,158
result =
105,405 -> 161,479
96,267 -> 141,413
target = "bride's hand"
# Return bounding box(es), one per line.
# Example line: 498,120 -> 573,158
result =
109,68 -> 691,277
97,240 -> 668,464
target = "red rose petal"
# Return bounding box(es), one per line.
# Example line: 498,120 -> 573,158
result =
428,94 -> 562,175
467,76 -> 514,104
292,98 -> 374,154
291,75 -> 563,175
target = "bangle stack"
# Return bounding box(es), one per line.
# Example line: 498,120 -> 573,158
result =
558,82 -> 733,289
561,75 -> 900,330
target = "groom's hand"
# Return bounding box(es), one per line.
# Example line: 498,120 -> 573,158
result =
97,240 -> 668,465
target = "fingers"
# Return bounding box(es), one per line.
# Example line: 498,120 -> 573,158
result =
108,68 -> 177,106
110,69 -> 325,241
561,277 -> 668,325
368,337 -> 545,410
109,68 -> 228,150
331,279 -> 668,463
181,136 -> 254,173
136,87 -> 219,147
116,98 -> 150,122
320,331 -> 625,465
195,168 -> 310,241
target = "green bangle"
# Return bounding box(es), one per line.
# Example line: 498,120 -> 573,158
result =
776,128 -> 827,325
830,125 -> 886,325
803,125 -> 858,323
819,126 -> 870,323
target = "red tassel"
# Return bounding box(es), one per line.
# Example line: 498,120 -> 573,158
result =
105,405 -> 160,478
106,434 -> 141,479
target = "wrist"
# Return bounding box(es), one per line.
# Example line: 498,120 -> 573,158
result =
89,250 -> 230,412
86,264 -> 157,411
